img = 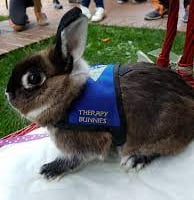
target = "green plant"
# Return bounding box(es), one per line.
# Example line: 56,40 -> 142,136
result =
0,16 -> 9,21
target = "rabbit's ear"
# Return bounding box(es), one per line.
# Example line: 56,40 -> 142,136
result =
52,7 -> 88,71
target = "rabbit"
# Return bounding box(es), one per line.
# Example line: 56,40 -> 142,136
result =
5,7 -> 194,179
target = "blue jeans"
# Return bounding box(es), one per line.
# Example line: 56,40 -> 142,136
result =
9,0 -> 33,25
81,0 -> 104,8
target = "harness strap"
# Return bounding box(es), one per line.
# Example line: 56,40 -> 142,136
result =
55,64 -> 127,146
113,65 -> 127,146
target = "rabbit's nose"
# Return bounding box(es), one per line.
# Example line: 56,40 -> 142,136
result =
5,90 -> 15,100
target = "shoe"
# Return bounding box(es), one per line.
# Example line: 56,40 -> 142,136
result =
91,7 -> 105,22
53,2 -> 63,9
80,5 -> 92,19
9,19 -> 25,32
117,0 -> 127,4
182,9 -> 189,23
144,10 -> 166,20
35,12 -> 48,26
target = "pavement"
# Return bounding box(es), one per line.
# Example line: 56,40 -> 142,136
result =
0,0 -> 187,56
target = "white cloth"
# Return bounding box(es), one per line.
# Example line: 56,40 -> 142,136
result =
0,127 -> 194,200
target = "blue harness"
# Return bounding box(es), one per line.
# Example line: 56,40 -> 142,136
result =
55,64 -> 127,146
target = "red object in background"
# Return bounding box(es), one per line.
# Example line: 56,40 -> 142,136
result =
157,0 -> 194,87
157,0 -> 179,68
2,123 -> 38,140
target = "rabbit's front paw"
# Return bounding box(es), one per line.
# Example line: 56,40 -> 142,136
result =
120,153 -> 160,172
40,161 -> 65,179
40,157 -> 82,179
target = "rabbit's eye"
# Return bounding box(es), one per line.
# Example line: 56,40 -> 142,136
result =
28,73 -> 42,85
22,71 -> 46,89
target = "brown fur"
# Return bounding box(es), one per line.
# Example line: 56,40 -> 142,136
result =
53,129 -> 112,157
120,63 -> 194,156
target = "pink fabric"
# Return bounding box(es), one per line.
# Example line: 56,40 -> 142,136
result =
0,133 -> 48,148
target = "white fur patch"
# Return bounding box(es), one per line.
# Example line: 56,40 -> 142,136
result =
5,91 -> 10,101
120,155 -> 133,171
61,30 -> 67,57
26,104 -> 49,121
22,72 -> 32,89
120,155 -> 144,172
71,59 -> 90,76
70,58 -> 90,86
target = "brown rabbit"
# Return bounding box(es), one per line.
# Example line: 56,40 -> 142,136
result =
6,7 -> 194,179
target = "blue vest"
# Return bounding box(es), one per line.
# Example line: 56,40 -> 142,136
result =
56,64 -> 126,146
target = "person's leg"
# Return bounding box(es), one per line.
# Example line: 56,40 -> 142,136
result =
80,0 -> 92,19
182,0 -> 190,23
81,0 -> 90,7
144,0 -> 168,20
91,0 -> 105,22
25,0 -> 34,7
94,0 -> 104,7
9,0 -> 27,31
33,0 -> 48,26
159,0 -> 168,10
184,0 -> 190,8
